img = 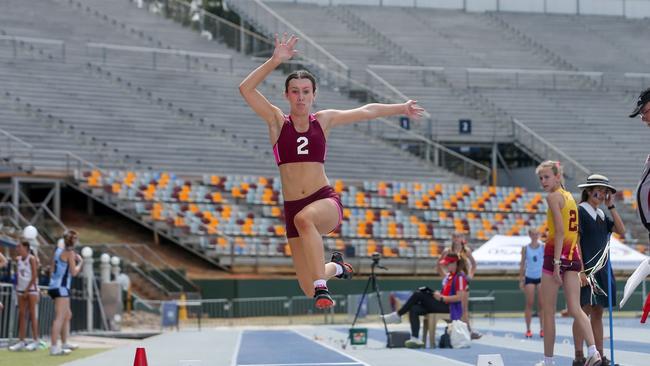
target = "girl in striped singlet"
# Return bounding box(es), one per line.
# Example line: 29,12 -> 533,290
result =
48,230 -> 83,356
535,161 -> 601,366
9,240 -> 41,351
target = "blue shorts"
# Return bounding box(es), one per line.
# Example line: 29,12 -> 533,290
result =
48,287 -> 69,299
524,277 -> 541,285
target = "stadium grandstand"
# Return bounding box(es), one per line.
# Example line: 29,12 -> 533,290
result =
0,0 -> 649,365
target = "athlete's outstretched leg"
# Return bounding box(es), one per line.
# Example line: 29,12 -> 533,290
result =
293,198 -> 342,307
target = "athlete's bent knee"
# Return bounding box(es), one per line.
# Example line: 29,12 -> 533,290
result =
293,210 -> 314,233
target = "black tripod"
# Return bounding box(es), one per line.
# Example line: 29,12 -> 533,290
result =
346,253 -> 390,348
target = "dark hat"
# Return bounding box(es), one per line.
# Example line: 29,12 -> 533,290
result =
577,174 -> 617,194
629,88 -> 650,118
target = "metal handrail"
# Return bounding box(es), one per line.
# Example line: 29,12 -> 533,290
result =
121,244 -> 184,293
0,128 -> 33,149
86,42 -> 233,72
128,261 -> 170,297
23,202 -> 68,233
251,0 -> 348,73
375,116 -> 492,176
0,118 -> 99,177
0,35 -> 64,46
133,0 -> 271,47
137,245 -> 199,292
0,35 -> 66,60
512,118 -> 590,177
365,68 -> 432,119
466,67 -> 603,77
466,67 -> 604,89
226,0 -> 350,84
361,68 -> 490,177
368,64 -> 445,72
86,42 -> 232,59
175,0 -> 271,45
0,203 -> 54,263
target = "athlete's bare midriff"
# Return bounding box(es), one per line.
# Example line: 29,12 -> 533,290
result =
279,162 -> 330,201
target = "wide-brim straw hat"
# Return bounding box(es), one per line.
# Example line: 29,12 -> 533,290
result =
577,174 -> 617,193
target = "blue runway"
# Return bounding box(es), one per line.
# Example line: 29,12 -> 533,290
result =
236,330 -> 366,366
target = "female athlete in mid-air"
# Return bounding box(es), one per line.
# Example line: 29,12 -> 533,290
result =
239,33 -> 424,308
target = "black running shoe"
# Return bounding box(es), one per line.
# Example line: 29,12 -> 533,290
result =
314,286 -> 334,309
330,251 -> 354,280
572,357 -> 586,366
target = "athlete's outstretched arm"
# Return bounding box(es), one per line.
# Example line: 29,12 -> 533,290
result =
239,33 -> 298,125
319,100 -> 424,129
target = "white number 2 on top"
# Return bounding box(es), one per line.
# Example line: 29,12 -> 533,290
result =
297,136 -> 309,155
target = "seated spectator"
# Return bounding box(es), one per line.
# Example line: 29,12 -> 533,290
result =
381,253 -> 468,348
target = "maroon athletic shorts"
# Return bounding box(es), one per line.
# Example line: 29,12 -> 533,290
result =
542,255 -> 582,277
283,185 -> 343,238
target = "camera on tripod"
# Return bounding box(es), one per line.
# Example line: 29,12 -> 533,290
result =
371,252 -> 381,264
346,250 -> 405,349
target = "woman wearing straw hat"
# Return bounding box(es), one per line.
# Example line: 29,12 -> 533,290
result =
571,175 -> 625,366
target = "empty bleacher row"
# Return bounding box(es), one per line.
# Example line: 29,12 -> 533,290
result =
80,169 -> 558,260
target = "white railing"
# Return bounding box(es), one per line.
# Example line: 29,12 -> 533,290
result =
512,118 -> 590,179
621,72 -> 650,91
0,35 -> 66,60
0,127 -> 98,178
465,67 -> 604,89
363,66 -> 491,181
86,42 -> 234,72
225,0 -> 351,86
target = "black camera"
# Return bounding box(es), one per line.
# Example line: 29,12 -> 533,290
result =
371,252 -> 381,263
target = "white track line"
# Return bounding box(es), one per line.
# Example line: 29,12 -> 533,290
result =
230,330 -> 243,366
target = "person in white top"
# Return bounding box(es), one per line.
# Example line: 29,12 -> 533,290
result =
519,228 -> 545,339
9,240 -> 40,352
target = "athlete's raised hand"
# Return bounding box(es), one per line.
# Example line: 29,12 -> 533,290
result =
403,100 -> 425,120
273,33 -> 299,63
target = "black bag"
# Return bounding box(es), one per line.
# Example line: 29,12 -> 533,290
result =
418,286 -> 433,294
438,326 -> 452,349
387,331 -> 411,348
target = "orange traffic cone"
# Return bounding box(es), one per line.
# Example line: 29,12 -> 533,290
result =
133,347 -> 148,366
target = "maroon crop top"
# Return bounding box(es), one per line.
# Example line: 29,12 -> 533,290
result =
273,114 -> 327,166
